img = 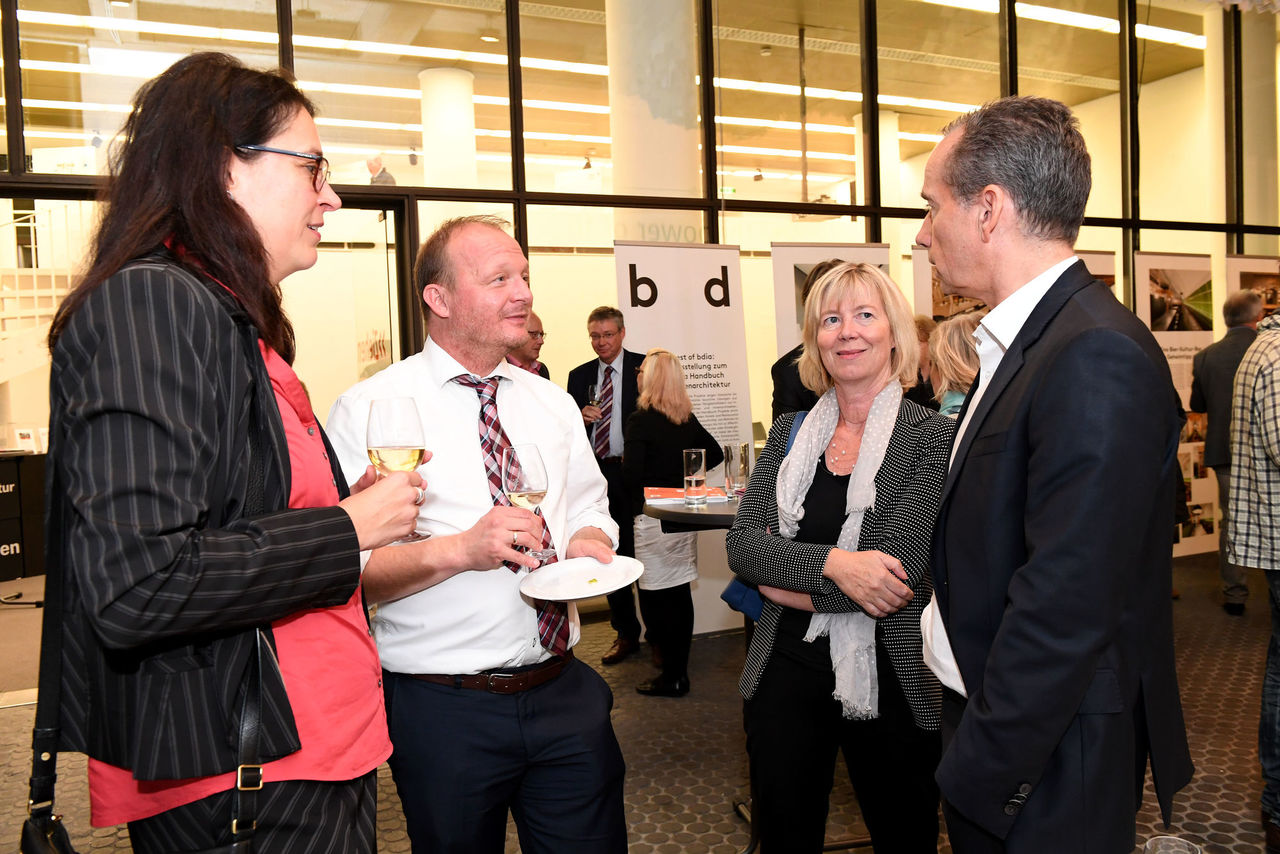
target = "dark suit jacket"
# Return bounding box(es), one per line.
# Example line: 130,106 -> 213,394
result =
47,255 -> 362,780
567,349 -> 644,450
932,261 -> 1193,850
1190,325 -> 1256,468
727,402 -> 954,731
769,345 -> 819,424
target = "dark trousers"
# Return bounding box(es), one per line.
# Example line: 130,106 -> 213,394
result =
744,633 -> 941,853
1263,570 -> 1280,821
636,582 -> 693,681
127,770 -> 378,854
383,658 -> 628,854
941,688 -> 1007,853
598,455 -> 640,640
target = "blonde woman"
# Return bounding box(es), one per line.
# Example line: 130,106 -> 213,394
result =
622,348 -> 723,697
726,262 -> 954,852
929,311 -> 984,416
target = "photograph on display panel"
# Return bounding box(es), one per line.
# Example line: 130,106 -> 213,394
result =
1148,267 -> 1214,333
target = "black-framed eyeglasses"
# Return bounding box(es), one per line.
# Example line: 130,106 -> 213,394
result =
235,144 -> 331,192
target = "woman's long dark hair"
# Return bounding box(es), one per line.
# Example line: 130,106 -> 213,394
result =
48,52 -> 314,362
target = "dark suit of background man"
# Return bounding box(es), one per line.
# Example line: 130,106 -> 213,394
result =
770,258 -> 841,423
568,306 -> 646,664
1190,289 -> 1262,615
917,96 -> 1193,853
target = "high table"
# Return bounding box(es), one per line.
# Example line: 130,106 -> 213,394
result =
641,498 -> 871,854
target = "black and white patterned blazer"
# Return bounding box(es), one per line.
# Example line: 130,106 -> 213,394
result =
47,253 -> 363,780
725,400 -> 953,730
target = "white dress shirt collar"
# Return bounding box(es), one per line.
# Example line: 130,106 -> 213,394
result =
423,336 -> 517,388
978,255 -> 1079,354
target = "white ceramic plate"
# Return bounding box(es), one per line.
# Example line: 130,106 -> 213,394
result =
519,555 -> 644,601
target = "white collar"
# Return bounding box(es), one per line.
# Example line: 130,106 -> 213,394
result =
980,256 -> 1078,352
423,336 -> 516,388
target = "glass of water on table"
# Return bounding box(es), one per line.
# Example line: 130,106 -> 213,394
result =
366,396 -> 428,543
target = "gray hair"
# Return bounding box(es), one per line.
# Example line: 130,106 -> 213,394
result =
1224,290 -> 1264,327
942,96 -> 1091,245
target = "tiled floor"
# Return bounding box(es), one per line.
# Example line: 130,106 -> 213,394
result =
0,553 -> 1269,852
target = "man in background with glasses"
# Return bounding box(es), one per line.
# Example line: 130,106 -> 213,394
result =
568,306 -> 647,666
507,310 -> 551,379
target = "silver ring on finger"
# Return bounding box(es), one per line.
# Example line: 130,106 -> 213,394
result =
512,530 -> 518,546
413,486 -> 426,505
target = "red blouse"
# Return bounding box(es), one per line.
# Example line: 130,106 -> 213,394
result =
88,342 -> 390,826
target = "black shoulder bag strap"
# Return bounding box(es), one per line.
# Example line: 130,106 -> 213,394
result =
22,472 -> 79,852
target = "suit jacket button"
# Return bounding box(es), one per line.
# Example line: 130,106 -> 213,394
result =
1004,803 -> 1018,816
1018,783 -> 1032,795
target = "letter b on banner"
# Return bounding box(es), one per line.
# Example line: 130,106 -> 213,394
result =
629,264 -> 657,307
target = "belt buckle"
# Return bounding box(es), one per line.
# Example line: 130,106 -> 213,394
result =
486,671 -> 516,692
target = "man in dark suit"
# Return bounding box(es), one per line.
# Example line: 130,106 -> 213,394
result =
568,306 -> 646,664
917,96 -> 1193,852
1190,289 -> 1262,615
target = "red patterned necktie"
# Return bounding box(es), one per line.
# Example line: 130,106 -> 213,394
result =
453,374 -> 569,656
593,366 -> 613,458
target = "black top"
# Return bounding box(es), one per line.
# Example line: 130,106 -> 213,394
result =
779,457 -> 851,657
622,406 -> 725,517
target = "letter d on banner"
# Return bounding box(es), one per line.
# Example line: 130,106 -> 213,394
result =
613,241 -> 750,450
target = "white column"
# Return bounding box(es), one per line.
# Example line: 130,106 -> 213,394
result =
605,0 -> 703,243
418,68 -> 478,189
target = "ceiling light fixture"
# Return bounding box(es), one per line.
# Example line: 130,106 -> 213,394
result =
479,28 -> 500,43
917,0 -> 1206,49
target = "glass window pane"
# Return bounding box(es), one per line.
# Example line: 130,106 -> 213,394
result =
294,0 -> 512,191
285,206 -> 401,422
0,197 -> 95,447
712,2 -> 860,208
1137,5 -> 1212,222
1016,0 -> 1122,218
879,0 -> 1001,208
1240,13 -> 1278,236
519,2 -> 703,201
18,2 -> 277,176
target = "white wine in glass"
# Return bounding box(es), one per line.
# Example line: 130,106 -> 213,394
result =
586,384 -> 601,408
366,397 -> 427,543
501,444 -> 556,563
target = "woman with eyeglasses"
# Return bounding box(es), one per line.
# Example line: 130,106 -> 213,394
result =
44,52 -> 423,852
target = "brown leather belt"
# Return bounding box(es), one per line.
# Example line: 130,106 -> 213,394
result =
410,650 -> 573,695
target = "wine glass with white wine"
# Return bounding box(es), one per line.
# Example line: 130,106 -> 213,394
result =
501,444 -> 557,563
366,396 -> 427,543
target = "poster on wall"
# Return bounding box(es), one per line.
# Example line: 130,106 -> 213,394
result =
1226,255 -> 1280,319
770,243 -> 890,357
613,241 -> 752,450
1076,250 -> 1118,297
1134,252 -> 1214,399
1134,251 -> 1216,558
911,245 -> 985,321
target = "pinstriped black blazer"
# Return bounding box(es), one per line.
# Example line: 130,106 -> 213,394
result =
47,254 -> 362,780
725,400 -> 953,730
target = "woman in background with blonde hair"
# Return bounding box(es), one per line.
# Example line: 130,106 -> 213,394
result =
929,311 -> 984,416
623,348 -> 723,697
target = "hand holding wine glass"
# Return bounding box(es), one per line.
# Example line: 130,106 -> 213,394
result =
367,397 -> 428,543
501,444 -> 556,563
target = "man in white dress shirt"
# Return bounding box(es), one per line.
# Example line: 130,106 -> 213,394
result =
327,215 -> 627,854
917,96 -> 1192,853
